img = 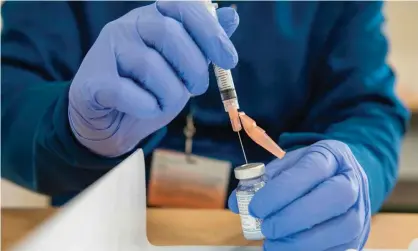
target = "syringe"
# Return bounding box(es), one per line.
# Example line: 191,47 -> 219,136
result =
204,1 -> 247,163
204,1 -> 242,133
203,1 -> 286,161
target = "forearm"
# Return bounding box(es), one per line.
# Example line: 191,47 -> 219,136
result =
1,68 -> 165,196
1,1 -> 167,195
278,72 -> 409,213
1,64 -> 111,194
276,1 -> 410,213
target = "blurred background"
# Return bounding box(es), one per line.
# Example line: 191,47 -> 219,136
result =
1,1 -> 417,211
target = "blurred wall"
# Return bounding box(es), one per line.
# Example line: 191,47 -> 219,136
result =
385,1 -> 418,182
1,1 -> 417,208
385,1 -> 418,111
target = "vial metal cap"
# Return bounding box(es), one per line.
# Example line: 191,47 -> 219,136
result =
234,163 -> 265,180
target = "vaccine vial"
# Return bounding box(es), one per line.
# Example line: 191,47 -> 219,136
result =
234,163 -> 266,240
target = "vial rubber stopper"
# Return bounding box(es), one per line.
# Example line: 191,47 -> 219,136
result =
234,163 -> 265,180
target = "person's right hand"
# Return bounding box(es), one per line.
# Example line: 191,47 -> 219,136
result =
69,2 -> 239,157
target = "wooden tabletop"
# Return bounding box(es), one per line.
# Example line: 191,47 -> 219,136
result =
2,209 -> 418,250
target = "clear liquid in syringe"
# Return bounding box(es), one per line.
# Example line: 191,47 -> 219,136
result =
213,65 -> 239,111
214,65 -> 234,90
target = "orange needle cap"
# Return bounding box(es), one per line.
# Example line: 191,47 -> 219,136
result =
239,112 -> 286,159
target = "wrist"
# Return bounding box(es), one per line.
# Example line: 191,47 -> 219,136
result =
68,102 -> 167,158
37,83 -> 127,171
68,103 -> 126,157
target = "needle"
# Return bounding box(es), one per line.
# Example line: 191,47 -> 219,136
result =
237,131 -> 248,164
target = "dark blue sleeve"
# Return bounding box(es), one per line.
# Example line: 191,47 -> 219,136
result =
1,2 -> 165,196
278,1 -> 410,214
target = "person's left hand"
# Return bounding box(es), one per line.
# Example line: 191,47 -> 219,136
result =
228,140 -> 371,251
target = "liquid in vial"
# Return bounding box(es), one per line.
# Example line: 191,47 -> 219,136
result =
234,163 -> 266,240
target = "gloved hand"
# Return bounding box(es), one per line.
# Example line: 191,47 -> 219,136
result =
228,140 -> 371,251
69,2 -> 239,157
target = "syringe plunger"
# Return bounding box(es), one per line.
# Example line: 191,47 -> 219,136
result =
204,1 -> 241,132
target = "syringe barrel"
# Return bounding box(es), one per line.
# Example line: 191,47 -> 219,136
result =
213,66 -> 240,111
203,0 -> 240,112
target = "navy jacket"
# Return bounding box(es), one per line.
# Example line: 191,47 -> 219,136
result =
1,1 -> 410,211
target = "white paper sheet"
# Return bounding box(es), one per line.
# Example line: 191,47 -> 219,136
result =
9,150 -> 414,251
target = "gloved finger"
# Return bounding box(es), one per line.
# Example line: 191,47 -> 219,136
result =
324,215 -> 368,251
264,147 -> 307,179
227,189 -> 239,214
250,146 -> 338,219
228,148 -> 306,215
137,13 -> 209,95
94,77 -> 160,118
216,7 -> 239,37
156,1 -> 238,69
116,45 -> 190,116
262,172 -> 359,239
263,207 -> 362,251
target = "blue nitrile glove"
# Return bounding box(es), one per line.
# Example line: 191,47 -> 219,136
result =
228,140 -> 371,251
69,2 -> 239,157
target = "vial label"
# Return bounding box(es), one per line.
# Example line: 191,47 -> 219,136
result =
236,182 -> 265,236
236,192 -> 262,233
